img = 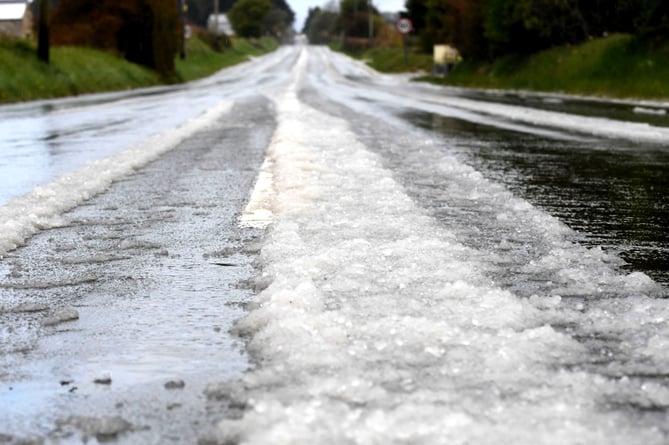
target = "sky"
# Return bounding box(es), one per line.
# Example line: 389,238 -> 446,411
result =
289,0 -> 407,32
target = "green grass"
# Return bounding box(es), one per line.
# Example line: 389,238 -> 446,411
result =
330,41 -> 433,73
175,36 -> 277,81
420,34 -> 669,100
0,37 -> 160,103
0,35 -> 278,104
362,46 -> 433,73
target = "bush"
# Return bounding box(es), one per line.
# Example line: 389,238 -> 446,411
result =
196,28 -> 232,52
228,0 -> 272,38
51,0 -> 180,76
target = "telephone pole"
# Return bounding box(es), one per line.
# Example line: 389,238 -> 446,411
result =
213,0 -> 219,34
368,0 -> 373,46
37,0 -> 50,63
179,0 -> 186,59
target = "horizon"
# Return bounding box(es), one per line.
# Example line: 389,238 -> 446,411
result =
289,0 -> 407,32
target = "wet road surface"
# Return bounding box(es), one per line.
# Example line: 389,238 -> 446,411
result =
1,97 -> 273,443
1,45 -> 668,444
406,111 -> 669,286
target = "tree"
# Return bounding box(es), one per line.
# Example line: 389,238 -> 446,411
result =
228,0 -> 272,37
264,7 -> 288,37
576,0 -> 639,37
448,0 -> 485,59
337,0 -> 379,39
406,0 -> 667,59
635,0 -> 669,43
303,6 -> 320,34
268,0 -> 295,26
51,0 -> 180,75
187,0 -> 294,29
514,0 -> 590,45
482,0 -> 535,55
187,0 -> 237,25
145,0 -> 179,74
409,0 -> 485,58
405,0 -> 427,34
304,7 -> 338,43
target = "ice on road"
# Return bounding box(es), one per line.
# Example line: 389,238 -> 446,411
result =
211,49 -> 669,445
0,44 -> 668,444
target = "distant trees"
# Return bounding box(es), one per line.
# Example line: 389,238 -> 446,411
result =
483,0 -> 592,54
47,0 -> 295,74
263,7 -> 290,38
635,0 -> 669,43
418,0 -> 484,58
228,0 -> 272,37
186,0 -> 294,34
337,0 -> 379,39
51,0 -> 180,75
268,0 -> 296,28
303,0 -> 387,48
406,0 -> 669,59
303,6 -> 338,44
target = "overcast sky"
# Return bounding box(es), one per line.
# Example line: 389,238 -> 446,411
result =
289,0 -> 407,31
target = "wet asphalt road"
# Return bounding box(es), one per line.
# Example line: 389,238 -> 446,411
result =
1,44 -> 668,444
0,97 -> 273,443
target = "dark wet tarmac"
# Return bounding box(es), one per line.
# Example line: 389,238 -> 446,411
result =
0,97 -> 274,443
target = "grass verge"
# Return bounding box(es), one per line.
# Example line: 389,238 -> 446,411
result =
420,34 -> 669,100
330,41 -> 433,73
0,36 -> 277,104
175,36 -> 277,81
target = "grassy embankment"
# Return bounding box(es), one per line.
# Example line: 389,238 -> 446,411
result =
0,36 -> 277,104
330,40 -> 433,73
349,34 -> 669,100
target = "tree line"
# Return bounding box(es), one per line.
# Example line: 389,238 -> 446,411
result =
304,0 -> 668,57
42,0 -> 294,75
50,0 -> 181,74
227,0 -> 294,39
303,0 -> 385,46
404,0 -> 669,59
186,0 -> 294,31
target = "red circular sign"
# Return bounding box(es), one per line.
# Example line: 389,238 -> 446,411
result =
396,18 -> 413,34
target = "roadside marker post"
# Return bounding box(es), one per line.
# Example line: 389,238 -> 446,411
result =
396,18 -> 413,66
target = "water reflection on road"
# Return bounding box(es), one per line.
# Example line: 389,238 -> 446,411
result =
442,88 -> 669,128
407,110 -> 669,286
0,89 -> 220,206
0,46 -> 299,207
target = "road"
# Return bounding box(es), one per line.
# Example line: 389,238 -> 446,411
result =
1,44 -> 668,444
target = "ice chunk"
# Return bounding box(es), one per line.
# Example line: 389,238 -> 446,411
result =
41,307 -> 79,327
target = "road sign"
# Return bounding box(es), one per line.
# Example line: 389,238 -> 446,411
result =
396,18 -> 413,35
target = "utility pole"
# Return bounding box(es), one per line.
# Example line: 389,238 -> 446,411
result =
37,0 -> 50,63
179,0 -> 186,59
213,0 -> 219,34
368,0 -> 373,46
